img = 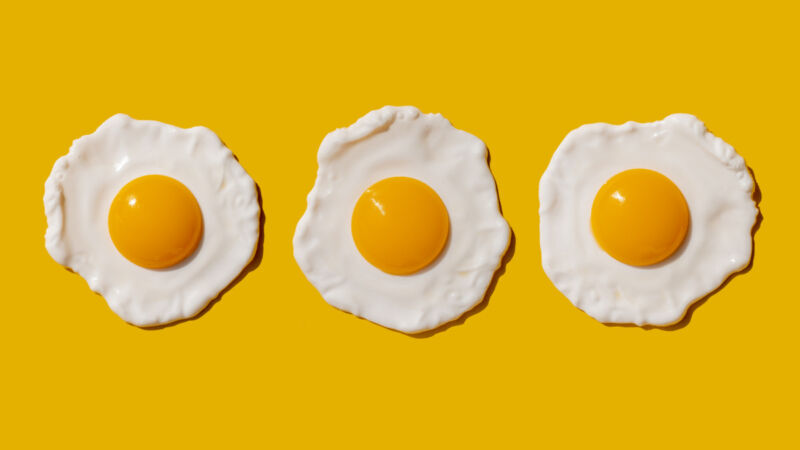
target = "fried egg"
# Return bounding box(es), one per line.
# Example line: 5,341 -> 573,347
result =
44,114 -> 260,326
293,106 -> 510,333
539,114 -> 758,326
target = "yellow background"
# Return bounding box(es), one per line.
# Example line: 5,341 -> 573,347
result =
2,1 -> 797,448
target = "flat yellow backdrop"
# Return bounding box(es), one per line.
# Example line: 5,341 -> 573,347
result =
2,1 -> 797,448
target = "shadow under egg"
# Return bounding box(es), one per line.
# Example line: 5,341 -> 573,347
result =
604,165 -> 763,331
139,182 -> 266,330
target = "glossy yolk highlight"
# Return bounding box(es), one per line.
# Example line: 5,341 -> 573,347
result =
351,177 -> 449,275
591,169 -> 689,266
108,175 -> 203,269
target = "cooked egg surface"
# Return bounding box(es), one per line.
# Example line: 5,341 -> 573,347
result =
591,168 -> 689,267
294,106 -> 510,333
108,175 -> 204,269
351,176 -> 450,276
44,114 -> 260,326
539,114 -> 758,326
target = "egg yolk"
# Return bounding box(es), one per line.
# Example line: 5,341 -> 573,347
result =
351,177 -> 449,275
591,168 -> 689,267
108,175 -> 203,269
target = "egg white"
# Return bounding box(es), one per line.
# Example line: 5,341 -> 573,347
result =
539,114 -> 758,326
44,114 -> 260,326
293,106 -> 510,333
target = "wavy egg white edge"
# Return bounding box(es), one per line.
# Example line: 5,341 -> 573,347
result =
539,114 -> 758,326
44,114 -> 261,326
293,106 -> 511,334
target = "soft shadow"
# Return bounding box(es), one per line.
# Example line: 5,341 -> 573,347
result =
409,231 -> 516,338
605,165 -> 762,331
406,145 -> 514,338
140,182 -> 266,330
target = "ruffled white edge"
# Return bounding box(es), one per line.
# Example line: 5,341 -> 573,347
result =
44,114 -> 261,326
539,114 -> 758,326
294,106 -> 511,333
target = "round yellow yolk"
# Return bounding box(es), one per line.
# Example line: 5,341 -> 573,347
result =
591,168 -> 689,267
108,175 -> 203,269
351,177 -> 450,275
